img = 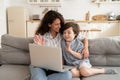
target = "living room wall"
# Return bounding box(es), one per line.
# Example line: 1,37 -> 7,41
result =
0,0 -> 120,46
6,0 -> 120,20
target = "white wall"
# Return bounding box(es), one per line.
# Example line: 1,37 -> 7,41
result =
0,0 -> 8,35
0,0 -> 7,47
6,0 -> 120,20
3,0 -> 120,39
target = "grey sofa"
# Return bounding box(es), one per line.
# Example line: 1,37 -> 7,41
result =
0,34 -> 120,80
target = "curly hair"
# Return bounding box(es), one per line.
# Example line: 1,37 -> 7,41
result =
35,10 -> 65,35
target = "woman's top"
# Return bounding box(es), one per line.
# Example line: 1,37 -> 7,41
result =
40,32 -> 61,47
38,32 -> 62,74
61,35 -> 90,66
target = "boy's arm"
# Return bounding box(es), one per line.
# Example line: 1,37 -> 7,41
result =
82,38 -> 89,58
66,42 -> 83,60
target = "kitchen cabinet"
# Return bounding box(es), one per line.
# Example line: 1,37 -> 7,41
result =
77,20 -> 120,39
26,20 -> 120,38
7,7 -> 29,38
92,0 -> 120,7
92,0 -> 120,3
27,0 -> 61,7
26,20 -> 40,37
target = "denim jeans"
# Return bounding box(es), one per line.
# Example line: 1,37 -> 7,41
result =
29,65 -> 72,80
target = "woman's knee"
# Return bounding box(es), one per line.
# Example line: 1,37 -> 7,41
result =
48,71 -> 72,80
63,71 -> 72,80
29,65 -> 47,80
79,67 -> 92,77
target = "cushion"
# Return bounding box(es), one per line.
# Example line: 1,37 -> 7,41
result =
0,49 -> 1,65
88,36 -> 120,66
0,34 -> 33,65
82,66 -> 120,80
1,34 -> 34,51
0,45 -> 30,65
0,64 -> 30,80
89,36 -> 120,55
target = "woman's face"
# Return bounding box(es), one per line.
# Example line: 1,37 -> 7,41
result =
63,27 -> 76,42
49,18 -> 61,33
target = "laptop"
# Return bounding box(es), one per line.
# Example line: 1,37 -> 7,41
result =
29,43 -> 73,72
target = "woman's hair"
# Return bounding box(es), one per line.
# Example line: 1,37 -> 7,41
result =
35,10 -> 65,35
60,22 -> 80,38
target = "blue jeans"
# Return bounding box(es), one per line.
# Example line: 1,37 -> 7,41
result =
29,65 -> 72,80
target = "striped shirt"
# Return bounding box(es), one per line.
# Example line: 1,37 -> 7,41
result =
61,35 -> 90,66
40,32 -> 61,47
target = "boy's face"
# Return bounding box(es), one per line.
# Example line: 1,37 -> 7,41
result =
63,27 -> 76,42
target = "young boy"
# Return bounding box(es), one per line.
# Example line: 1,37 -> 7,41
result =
60,22 -> 117,77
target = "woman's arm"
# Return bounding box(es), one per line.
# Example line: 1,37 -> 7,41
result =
82,38 -> 89,58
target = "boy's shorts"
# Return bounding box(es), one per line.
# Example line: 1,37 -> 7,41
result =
78,61 -> 92,69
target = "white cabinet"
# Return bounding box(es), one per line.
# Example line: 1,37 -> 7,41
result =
27,0 -> 61,7
92,0 -> 120,7
7,7 -> 29,38
77,20 -> 120,39
92,0 -> 120,3
26,21 -> 40,37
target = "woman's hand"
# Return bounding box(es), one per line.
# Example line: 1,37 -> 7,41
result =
82,38 -> 89,58
82,47 -> 89,58
34,34 -> 45,45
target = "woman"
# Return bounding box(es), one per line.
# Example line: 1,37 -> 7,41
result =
29,10 -> 72,80
29,10 -> 89,80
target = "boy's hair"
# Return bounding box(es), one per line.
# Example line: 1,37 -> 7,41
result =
60,22 -> 80,38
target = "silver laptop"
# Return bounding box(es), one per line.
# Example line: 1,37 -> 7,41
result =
29,43 -> 73,72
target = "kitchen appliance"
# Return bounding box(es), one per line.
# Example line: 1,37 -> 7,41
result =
116,15 -> 120,20
108,12 -> 116,21
32,14 -> 40,20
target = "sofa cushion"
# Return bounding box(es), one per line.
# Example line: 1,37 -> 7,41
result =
0,64 -> 30,80
0,34 -> 34,65
0,64 -> 80,80
82,66 -> 120,80
1,34 -> 34,51
0,46 -> 30,65
0,50 -> 1,65
88,36 -> 120,66
73,78 -> 81,80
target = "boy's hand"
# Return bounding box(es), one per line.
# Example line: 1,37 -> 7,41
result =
66,42 -> 72,53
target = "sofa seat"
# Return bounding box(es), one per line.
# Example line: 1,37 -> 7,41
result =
0,64 -> 30,80
82,66 -> 120,80
0,64 -> 80,80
